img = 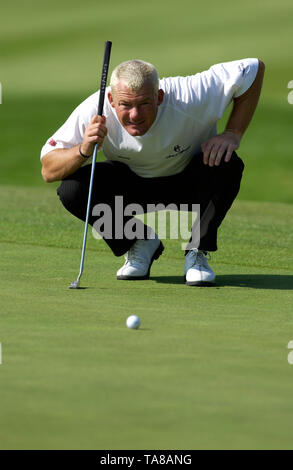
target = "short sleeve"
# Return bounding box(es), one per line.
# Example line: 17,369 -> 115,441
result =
160,58 -> 259,124
199,58 -> 259,117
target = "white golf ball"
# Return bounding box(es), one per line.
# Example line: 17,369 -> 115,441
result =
126,315 -> 141,330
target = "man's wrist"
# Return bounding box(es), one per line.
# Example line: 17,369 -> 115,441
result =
79,145 -> 92,159
224,128 -> 243,142
224,128 -> 242,137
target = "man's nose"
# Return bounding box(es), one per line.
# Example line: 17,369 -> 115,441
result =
129,106 -> 140,121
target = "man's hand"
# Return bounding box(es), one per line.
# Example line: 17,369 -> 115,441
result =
201,130 -> 241,167
80,115 -> 108,157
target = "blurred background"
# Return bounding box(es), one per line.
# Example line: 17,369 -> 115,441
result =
0,0 -> 292,202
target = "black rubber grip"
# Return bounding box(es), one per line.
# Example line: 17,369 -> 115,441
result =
98,41 -> 112,116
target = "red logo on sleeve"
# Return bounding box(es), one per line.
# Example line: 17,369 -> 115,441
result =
49,139 -> 57,146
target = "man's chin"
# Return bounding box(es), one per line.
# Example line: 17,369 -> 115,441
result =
125,123 -> 147,136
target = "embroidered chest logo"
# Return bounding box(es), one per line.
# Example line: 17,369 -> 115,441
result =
166,145 -> 191,159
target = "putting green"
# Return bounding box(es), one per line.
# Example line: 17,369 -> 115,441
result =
0,185 -> 292,449
1,0 -> 293,450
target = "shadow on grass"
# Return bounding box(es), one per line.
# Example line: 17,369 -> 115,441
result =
152,274 -> 293,290
151,276 -> 184,285
217,274 -> 293,290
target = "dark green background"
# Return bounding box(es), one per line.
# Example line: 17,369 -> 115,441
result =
1,0 -> 293,202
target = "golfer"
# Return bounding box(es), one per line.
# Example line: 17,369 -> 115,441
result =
41,57 -> 265,286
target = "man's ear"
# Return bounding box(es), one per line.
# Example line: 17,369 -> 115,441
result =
108,91 -> 115,108
157,89 -> 164,106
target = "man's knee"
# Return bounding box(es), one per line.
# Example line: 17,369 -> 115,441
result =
225,151 -> 244,174
216,151 -> 244,187
57,178 -> 86,215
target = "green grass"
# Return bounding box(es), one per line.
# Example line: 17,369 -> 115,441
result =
0,185 -> 293,449
1,0 -> 293,450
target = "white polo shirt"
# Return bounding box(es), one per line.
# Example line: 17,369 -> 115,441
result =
41,58 -> 259,178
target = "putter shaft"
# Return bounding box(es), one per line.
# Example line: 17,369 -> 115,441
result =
69,144 -> 99,289
69,40 -> 112,289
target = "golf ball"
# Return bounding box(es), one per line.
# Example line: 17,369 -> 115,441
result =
126,315 -> 141,330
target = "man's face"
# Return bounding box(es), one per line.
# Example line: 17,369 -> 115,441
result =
108,80 -> 164,136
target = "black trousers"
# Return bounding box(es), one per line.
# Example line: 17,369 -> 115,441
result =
57,152 -> 244,256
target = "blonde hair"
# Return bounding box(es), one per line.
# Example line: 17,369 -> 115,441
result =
110,60 -> 159,96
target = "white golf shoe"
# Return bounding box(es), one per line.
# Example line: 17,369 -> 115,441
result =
184,249 -> 216,286
116,235 -> 164,280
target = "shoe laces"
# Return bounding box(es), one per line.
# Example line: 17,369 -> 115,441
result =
189,249 -> 211,267
125,240 -> 146,265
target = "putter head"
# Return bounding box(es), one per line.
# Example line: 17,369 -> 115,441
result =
69,280 -> 80,289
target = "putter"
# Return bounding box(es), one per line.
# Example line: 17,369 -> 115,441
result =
70,40 -> 112,289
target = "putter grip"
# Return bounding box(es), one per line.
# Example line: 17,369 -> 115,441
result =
98,41 -> 112,116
